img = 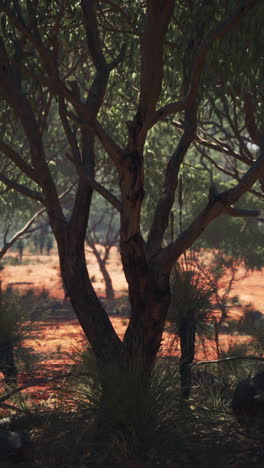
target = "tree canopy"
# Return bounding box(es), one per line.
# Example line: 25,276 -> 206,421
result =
0,0 -> 264,369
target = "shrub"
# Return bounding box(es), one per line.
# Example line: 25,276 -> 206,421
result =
0,285 -> 36,384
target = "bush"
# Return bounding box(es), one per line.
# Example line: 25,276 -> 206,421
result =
0,286 -> 34,346
0,285 -> 36,384
35,350 -> 206,466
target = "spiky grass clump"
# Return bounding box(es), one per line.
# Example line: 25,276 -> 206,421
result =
36,350 -> 202,466
0,286 -> 35,346
0,286 -> 38,379
219,342 -> 256,383
168,253 -> 215,336
250,322 -> 264,354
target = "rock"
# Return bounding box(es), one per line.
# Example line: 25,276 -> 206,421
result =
0,428 -> 33,464
231,371 -> 264,424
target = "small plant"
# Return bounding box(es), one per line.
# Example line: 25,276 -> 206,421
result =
48,349 -> 200,466
238,307 -> 263,334
2,256 -> 20,266
250,322 -> 264,354
168,252 -> 215,397
219,342 -> 255,383
0,284 -> 36,385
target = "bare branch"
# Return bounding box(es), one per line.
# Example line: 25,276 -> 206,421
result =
0,182 -> 75,260
171,118 -> 254,166
0,206 -> 45,260
191,355 -> 264,367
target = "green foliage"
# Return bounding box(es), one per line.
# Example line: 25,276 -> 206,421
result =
0,286 -> 34,346
168,253 -> 215,335
219,343 -> 255,382
0,286 -> 40,380
177,162 -> 264,269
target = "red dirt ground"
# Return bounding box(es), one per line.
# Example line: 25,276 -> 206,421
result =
0,247 -> 263,403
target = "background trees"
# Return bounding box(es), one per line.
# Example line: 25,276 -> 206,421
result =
0,0 -> 263,373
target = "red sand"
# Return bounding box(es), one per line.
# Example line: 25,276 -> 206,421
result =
0,248 -> 263,403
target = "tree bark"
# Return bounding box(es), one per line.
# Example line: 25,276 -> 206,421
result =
56,230 -> 122,364
121,234 -> 170,370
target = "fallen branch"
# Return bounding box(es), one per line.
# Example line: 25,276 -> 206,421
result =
191,355 -> 264,367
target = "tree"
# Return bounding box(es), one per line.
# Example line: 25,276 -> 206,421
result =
86,201 -> 119,299
0,205 -> 45,261
0,1 -> 263,377
169,253 -> 215,398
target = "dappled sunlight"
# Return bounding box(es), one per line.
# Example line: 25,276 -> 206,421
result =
0,250 -> 263,403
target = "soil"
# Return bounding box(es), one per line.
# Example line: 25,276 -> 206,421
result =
0,247 -> 263,403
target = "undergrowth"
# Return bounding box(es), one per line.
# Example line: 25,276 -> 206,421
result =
17,344 -> 262,468
0,291 -> 263,467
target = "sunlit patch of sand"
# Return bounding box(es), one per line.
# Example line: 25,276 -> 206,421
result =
2,247 -> 128,300
0,249 -> 263,403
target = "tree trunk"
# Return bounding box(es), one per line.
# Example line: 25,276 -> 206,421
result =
56,230 -> 122,365
99,259 -> 115,299
122,268 -> 171,370
179,319 -> 196,399
92,247 -> 115,300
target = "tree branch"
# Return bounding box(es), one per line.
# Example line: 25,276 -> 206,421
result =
147,105 -> 197,257
159,143 -> 264,271
0,173 -> 44,202
58,97 -> 81,164
85,175 -> 121,212
0,141 -> 41,185
191,355 -> 264,367
94,120 -> 123,170
0,206 -> 45,260
137,0 -> 174,122
149,0 -> 262,128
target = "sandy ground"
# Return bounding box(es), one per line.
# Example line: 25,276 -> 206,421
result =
2,246 -> 127,300
0,248 -> 263,402
3,247 -> 264,312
